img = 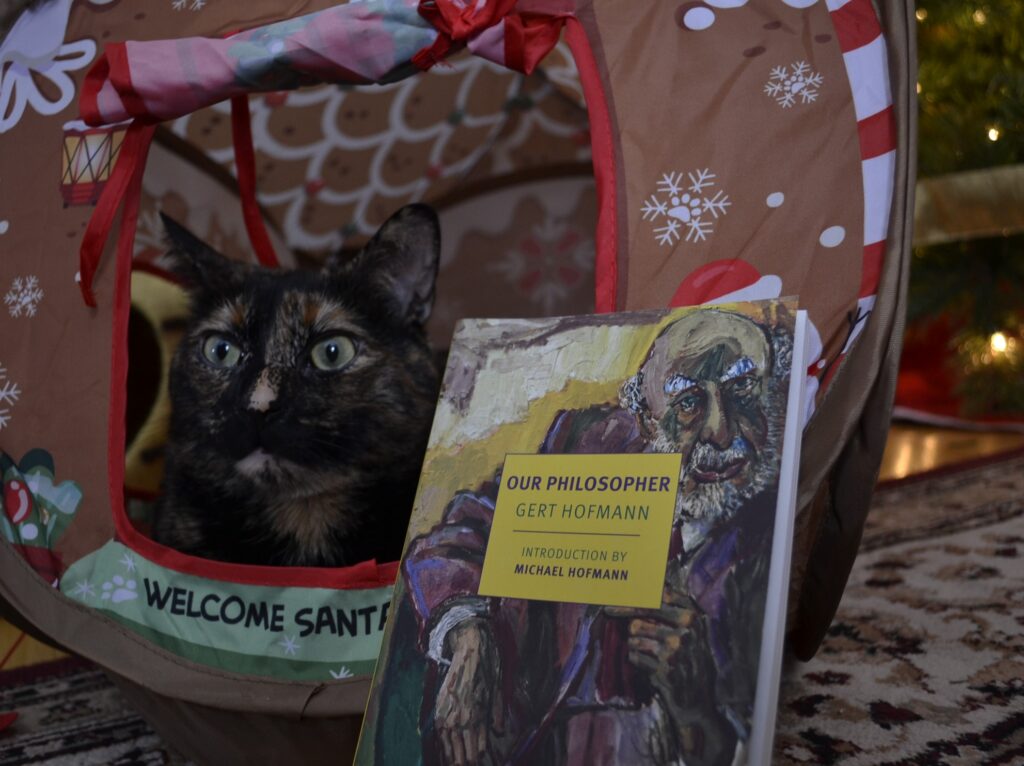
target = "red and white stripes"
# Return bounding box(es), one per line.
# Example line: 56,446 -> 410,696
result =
827,0 -> 897,305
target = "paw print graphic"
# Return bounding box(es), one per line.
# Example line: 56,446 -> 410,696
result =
100,575 -> 138,604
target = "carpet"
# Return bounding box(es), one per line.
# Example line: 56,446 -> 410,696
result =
0,659 -> 190,765
775,448 -> 1024,765
2,450 -> 1022,765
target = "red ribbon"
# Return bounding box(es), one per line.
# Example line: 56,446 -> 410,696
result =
231,95 -> 280,268
413,0 -> 519,70
77,121 -> 155,308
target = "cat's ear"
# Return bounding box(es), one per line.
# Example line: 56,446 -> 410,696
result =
328,205 -> 440,326
160,213 -> 250,295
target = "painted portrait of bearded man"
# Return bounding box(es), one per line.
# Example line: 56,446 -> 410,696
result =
370,305 -> 797,766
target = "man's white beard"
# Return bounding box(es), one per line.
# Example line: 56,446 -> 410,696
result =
649,381 -> 786,524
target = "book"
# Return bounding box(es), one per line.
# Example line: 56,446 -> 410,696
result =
355,299 -> 808,766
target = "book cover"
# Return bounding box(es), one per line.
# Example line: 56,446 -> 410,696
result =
356,299 -> 807,766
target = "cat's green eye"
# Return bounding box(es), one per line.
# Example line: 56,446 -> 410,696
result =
202,335 -> 242,368
310,336 -> 357,371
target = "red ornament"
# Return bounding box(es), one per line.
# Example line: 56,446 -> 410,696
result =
4,479 -> 32,525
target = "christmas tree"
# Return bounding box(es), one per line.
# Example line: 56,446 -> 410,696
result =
911,0 -> 1024,417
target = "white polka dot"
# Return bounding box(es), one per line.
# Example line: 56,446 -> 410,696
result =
816,359 -> 827,369
0,220 -> 8,234
683,7 -> 716,30
21,523 -> 39,541
819,226 -> 846,248
74,271 -> 81,283
705,0 -> 747,7
781,0 -> 818,7
766,192 -> 785,208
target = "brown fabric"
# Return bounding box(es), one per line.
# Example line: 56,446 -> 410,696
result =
789,0 -> 917,658
427,174 -> 596,347
171,50 -> 590,258
0,541 -> 369,718
0,0 -> 329,578
579,0 -> 865,376
110,674 -> 363,766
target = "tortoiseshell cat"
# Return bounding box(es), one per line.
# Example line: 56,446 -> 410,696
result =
152,205 -> 441,567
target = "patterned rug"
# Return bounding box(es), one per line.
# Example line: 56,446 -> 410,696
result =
2,450 -> 1022,765
0,659 -> 189,765
776,448 -> 1024,765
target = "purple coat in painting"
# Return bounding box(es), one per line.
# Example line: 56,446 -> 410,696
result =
403,405 -> 774,766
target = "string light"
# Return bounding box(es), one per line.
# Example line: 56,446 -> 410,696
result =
916,82 -> 922,94
973,9 -> 987,24
915,9 -> 927,21
987,126 -> 1001,141
990,332 -> 1008,354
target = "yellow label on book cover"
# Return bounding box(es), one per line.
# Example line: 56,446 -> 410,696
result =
478,453 -> 681,608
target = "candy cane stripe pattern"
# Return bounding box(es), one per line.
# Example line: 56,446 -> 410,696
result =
828,0 -> 897,302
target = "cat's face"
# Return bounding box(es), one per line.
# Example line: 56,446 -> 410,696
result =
161,206 -> 441,499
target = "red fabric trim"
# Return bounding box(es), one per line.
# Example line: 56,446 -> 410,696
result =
80,46 -> 111,125
78,122 -> 155,307
857,105 -> 896,160
859,241 -> 885,297
564,18 -> 618,312
107,42 -> 147,119
0,712 -> 18,732
115,520 -> 399,588
107,124 -> 153,571
504,13 -> 567,75
830,0 -> 882,52
230,96 -> 280,268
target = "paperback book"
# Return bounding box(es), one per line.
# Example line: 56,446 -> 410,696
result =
356,299 -> 808,766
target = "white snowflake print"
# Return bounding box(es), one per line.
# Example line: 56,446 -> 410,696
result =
119,552 -> 137,572
329,666 -> 355,680
4,275 -> 43,318
764,61 -> 823,108
71,580 -> 97,598
172,0 -> 207,10
0,363 -> 20,430
279,635 -> 301,656
640,169 -> 731,246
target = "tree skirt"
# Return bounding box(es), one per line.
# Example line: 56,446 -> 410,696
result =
2,450 -> 1023,766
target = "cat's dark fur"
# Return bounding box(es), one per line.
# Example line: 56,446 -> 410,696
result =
152,205 -> 441,567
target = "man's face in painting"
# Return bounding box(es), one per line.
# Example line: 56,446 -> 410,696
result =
628,311 -> 779,522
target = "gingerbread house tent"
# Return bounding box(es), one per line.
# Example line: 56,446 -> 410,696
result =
0,0 -> 915,761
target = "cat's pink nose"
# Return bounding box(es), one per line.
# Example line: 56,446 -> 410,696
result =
248,368 -> 278,412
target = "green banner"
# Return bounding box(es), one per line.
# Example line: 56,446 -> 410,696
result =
61,541 -> 393,681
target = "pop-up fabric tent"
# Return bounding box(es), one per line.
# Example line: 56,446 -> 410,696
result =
0,0 -> 915,762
